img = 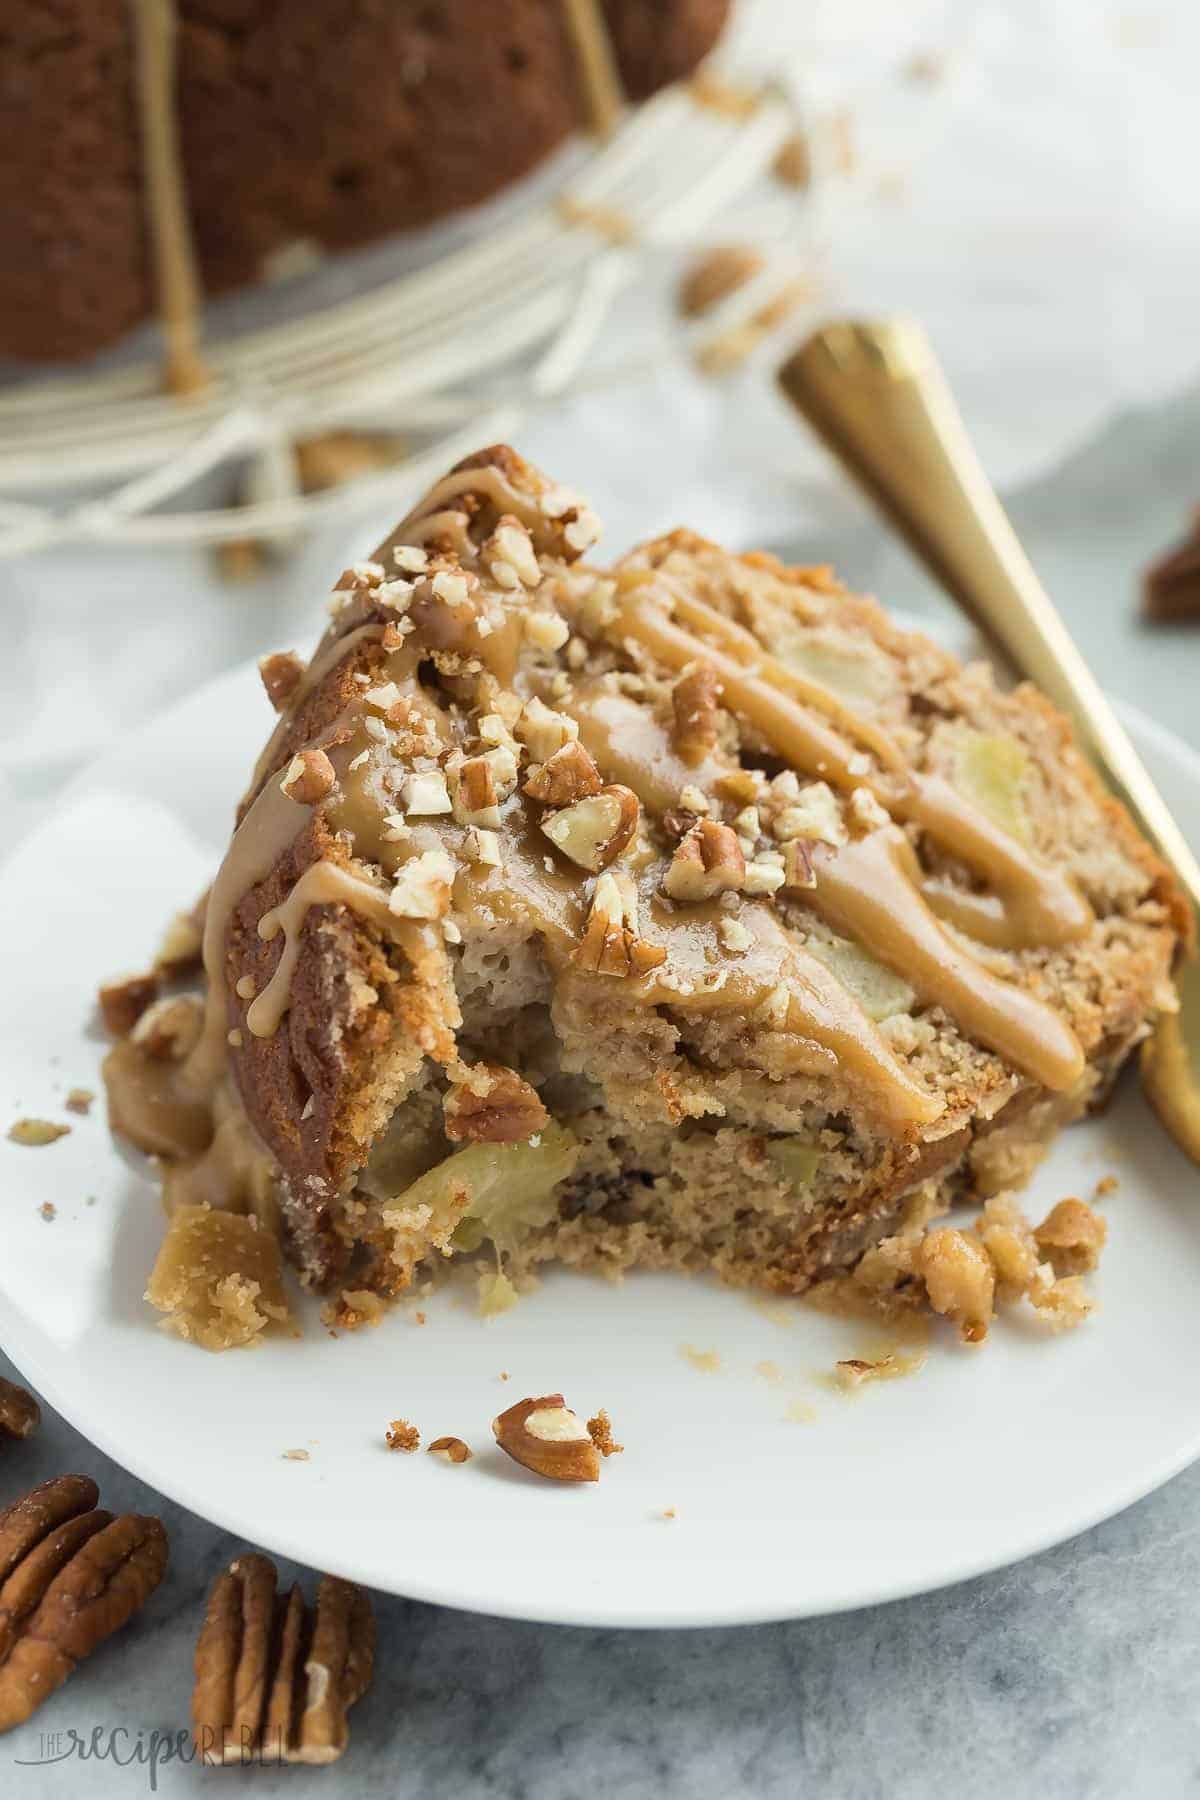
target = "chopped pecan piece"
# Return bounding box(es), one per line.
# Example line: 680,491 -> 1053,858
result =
662,807 -> 701,842
0,1480 -> 167,1733
670,663 -> 723,764
782,838 -> 817,890
98,971 -> 159,1037
523,740 -> 603,808
0,1379 -> 39,1445
573,873 -> 666,978
427,1436 -> 472,1464
258,651 -> 305,711
280,748 -> 336,805
154,909 -> 204,978
662,819 -> 745,902
444,1063 -> 549,1145
453,754 -> 501,827
541,786 -> 640,873
193,1554 -> 374,1766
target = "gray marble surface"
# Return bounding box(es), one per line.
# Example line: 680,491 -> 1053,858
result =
3,386 -> 1200,1798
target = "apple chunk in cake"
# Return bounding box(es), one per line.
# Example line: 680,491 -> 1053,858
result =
103,446 -> 1185,1321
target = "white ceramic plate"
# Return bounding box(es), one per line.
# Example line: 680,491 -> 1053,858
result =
1,662 -> 1198,1630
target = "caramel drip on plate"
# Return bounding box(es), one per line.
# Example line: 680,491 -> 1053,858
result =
807,828 -> 1085,1092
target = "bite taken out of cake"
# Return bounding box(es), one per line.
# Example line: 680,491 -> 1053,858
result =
101,446 -> 1187,1346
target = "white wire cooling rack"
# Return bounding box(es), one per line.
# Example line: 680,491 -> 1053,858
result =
0,54 -> 797,560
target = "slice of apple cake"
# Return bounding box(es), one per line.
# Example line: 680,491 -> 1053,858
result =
103,446 -> 1186,1326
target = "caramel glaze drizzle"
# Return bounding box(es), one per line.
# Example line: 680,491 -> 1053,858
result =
607,570 -> 1090,1093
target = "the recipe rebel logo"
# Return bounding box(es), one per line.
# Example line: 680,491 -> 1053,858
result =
11,1723 -> 289,1788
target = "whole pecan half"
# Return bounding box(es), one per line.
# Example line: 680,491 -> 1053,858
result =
193,1553 -> 375,1767
0,1476 -> 167,1732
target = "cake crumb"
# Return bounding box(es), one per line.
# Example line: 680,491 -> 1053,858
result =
65,1087 -> 94,1115
586,1409 -> 623,1457
321,1288 -> 386,1331
833,1349 -> 926,1391
9,1118 -> 70,1147
680,1344 -> 720,1374
1095,1174 -> 1119,1198
386,1419 -> 420,1453
414,1311 -> 426,1326
39,1201 -> 57,1222
754,1360 -> 783,1383
281,1448 -> 310,1462
658,1506 -> 678,1521
785,1399 -> 817,1424
498,1371 -> 510,1382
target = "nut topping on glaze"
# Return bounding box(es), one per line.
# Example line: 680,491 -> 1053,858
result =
671,662 -> 723,764
541,787 -> 639,873
523,740 -> 603,809
280,749 -> 336,805
574,872 -> 666,978
663,820 -> 745,902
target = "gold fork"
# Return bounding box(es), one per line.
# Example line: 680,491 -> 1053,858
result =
778,319 -> 1200,1164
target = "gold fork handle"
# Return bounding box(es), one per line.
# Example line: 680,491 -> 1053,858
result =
778,319 -> 1200,918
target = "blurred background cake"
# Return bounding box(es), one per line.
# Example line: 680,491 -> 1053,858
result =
2,0 -> 729,364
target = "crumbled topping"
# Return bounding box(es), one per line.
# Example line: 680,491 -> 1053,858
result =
401,771 -> 452,816
377,578 -> 415,613
849,786 -> 890,832
464,826 -> 502,867
389,849 -> 455,919
515,697 -> 578,763
525,611 -> 571,653
431,570 -> 470,606
719,917 -> 753,953
772,781 -> 846,848
486,519 -> 541,588
586,1410 -> 624,1457
393,544 -> 428,573
743,859 -> 786,897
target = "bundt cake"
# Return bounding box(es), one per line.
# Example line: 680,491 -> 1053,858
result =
1,0 -> 729,366
103,445 -> 1185,1335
